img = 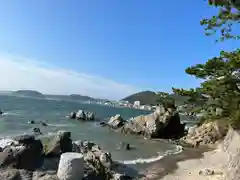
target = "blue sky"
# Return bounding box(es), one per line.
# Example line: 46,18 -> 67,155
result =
0,0 -> 239,100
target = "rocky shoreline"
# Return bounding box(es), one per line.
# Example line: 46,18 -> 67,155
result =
0,105 -> 236,180
0,131 -> 141,180
104,105 -> 186,139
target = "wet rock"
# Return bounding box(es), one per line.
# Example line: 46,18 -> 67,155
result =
99,151 -> 112,168
45,131 -> 72,157
32,128 -> 42,134
124,144 -> 131,150
86,112 -> 95,121
69,112 -> 76,119
75,141 -> 132,180
108,115 -> 125,129
28,120 -> 35,124
40,122 -> 48,126
76,109 -> 87,120
99,122 -> 107,127
117,142 -> 132,150
78,140 -> 96,153
0,169 -> 21,180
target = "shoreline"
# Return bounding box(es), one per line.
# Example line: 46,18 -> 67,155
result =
138,145 -> 226,180
138,147 -> 209,178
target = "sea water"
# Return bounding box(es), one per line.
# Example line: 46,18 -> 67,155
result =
0,95 -> 184,165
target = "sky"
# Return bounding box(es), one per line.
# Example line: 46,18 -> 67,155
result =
0,0 -> 239,100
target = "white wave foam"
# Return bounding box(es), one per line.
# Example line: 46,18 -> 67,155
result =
1,112 -> 20,116
47,123 -> 74,127
0,138 -> 19,149
119,145 -> 183,165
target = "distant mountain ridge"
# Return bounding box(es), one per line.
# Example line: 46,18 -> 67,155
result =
122,91 -> 158,105
122,91 -> 189,106
13,90 -> 45,98
9,90 -> 98,102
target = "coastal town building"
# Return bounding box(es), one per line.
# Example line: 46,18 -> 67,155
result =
133,101 -> 141,107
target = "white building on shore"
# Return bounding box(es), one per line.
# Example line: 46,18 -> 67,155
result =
133,100 -> 141,107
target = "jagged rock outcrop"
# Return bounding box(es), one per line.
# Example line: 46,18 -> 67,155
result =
108,106 -> 185,139
0,135 -> 44,170
0,133 -> 133,180
108,115 -> 125,129
181,121 -> 228,147
69,109 -> 95,121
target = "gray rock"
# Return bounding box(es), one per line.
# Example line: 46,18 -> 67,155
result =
0,169 -> 21,180
69,112 -> 76,119
111,173 -> 132,180
86,112 -> 95,121
76,110 -> 87,120
28,120 -> 35,124
99,151 -> 112,168
14,135 -> 35,145
16,139 -> 44,170
40,122 -> 48,126
32,171 -> 58,180
32,128 -> 42,134
0,151 -> 16,168
108,115 -> 125,129
45,131 -> 72,157
79,140 -> 96,153
119,142 -> 132,150
121,107 -> 185,139
19,169 -> 33,180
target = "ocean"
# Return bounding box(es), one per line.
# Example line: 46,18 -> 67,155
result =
0,95 -> 188,166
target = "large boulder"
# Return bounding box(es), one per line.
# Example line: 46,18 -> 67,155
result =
0,135 -> 44,170
14,135 -> 44,170
45,131 -> 72,157
181,121 -> 228,147
17,139 -> 44,170
72,140 -> 133,180
108,115 -> 125,129
70,110 -> 95,121
121,107 -> 185,139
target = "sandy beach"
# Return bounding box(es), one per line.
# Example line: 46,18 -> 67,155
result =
139,146 -> 227,180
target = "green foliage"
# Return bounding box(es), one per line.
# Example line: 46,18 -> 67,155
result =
173,2 -> 240,128
201,2 -> 240,42
156,92 -> 175,109
174,50 -> 240,126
